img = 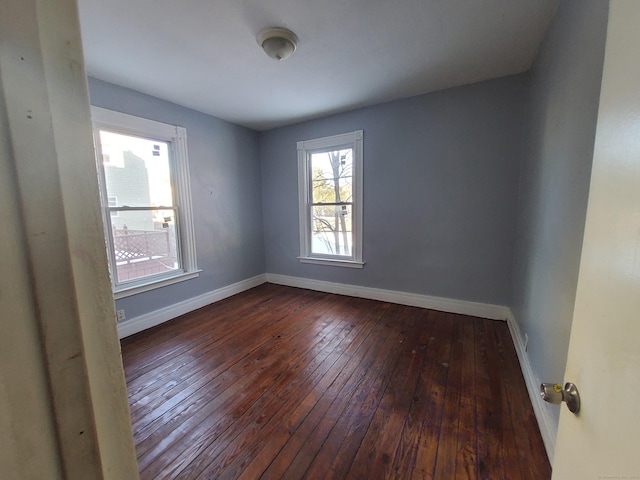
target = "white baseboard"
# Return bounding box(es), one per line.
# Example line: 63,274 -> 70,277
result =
266,273 -> 510,321
117,274 -> 267,339
505,309 -> 556,464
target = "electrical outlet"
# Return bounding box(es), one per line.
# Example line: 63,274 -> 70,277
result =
524,333 -> 529,352
116,309 -> 126,322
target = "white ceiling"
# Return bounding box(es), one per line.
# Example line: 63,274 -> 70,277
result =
77,0 -> 559,131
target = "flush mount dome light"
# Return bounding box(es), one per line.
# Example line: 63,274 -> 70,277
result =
257,27 -> 298,61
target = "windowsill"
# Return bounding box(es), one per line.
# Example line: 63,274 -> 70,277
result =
113,270 -> 201,299
298,257 -> 365,269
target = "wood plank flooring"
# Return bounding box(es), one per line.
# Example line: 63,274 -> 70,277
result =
121,283 -> 551,479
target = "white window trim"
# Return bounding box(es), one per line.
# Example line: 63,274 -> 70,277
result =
91,107 -> 200,297
297,130 -> 364,268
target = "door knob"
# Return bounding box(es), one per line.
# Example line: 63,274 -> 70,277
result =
540,382 -> 581,414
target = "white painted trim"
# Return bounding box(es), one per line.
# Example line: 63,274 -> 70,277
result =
91,106 -> 178,139
298,257 -> 365,268
173,125 -> 198,274
117,274 -> 267,338
113,270 -> 201,299
297,143 -> 309,259
352,130 -> 364,264
297,130 -> 362,151
505,308 -> 556,464
266,273 -> 509,320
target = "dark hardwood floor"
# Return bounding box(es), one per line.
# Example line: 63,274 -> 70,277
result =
121,283 -> 551,479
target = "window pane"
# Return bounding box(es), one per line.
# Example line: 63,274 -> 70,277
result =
109,209 -> 179,283
99,130 -> 173,208
311,204 -> 352,256
311,149 -> 352,204
107,196 -> 119,217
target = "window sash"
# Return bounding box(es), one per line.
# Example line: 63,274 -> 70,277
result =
103,205 -> 182,285
309,203 -> 354,258
310,148 -> 353,205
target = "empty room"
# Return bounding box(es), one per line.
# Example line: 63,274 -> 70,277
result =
2,0 -> 639,479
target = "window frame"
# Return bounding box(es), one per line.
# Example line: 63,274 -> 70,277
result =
297,130 -> 364,268
91,107 -> 199,299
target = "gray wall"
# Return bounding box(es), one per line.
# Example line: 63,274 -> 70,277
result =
510,0 -> 609,433
88,78 -> 265,319
260,75 -> 527,305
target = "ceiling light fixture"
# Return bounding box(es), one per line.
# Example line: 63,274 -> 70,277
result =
257,27 -> 298,61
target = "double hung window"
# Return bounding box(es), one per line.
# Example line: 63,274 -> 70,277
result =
297,130 -> 364,267
91,107 -> 198,298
